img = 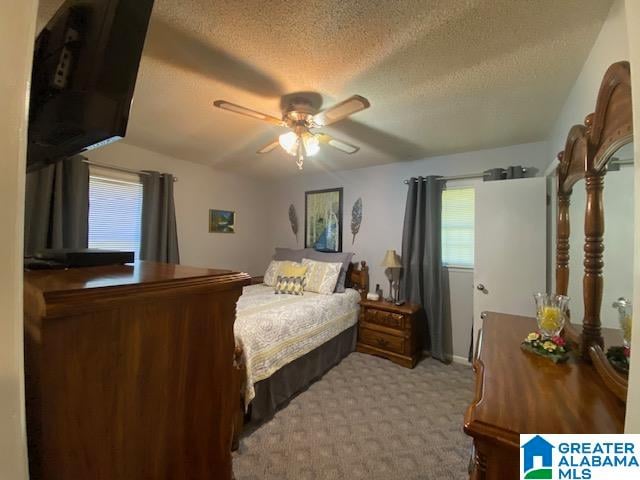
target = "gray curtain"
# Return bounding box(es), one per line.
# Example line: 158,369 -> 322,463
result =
400,176 -> 452,363
140,171 -> 180,263
24,156 -> 89,256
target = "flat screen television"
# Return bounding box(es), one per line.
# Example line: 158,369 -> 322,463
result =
27,0 -> 155,172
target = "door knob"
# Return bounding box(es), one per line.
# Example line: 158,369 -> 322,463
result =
480,312 -> 487,319
476,284 -> 485,291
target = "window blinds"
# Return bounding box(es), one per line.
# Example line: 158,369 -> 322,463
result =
88,172 -> 143,259
441,187 -> 475,268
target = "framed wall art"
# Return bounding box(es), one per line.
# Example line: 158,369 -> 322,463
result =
305,187 -> 343,252
209,209 -> 235,233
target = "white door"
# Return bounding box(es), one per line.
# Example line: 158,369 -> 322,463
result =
473,177 -> 547,342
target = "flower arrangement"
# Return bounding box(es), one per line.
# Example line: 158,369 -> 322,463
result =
606,345 -> 630,374
521,331 -> 570,363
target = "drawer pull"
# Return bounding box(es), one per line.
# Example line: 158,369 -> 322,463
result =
376,338 -> 389,347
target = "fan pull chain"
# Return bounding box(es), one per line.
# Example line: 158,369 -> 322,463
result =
297,143 -> 304,170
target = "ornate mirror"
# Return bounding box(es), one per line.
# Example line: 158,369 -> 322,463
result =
602,144 -> 634,331
555,61 -> 633,401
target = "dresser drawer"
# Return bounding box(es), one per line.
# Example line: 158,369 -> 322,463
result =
363,308 -> 405,330
359,327 -> 405,354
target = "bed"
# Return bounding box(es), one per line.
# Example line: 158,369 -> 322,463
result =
231,261 -> 369,443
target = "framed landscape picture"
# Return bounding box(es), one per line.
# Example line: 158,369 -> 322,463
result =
209,209 -> 235,233
305,187 -> 343,252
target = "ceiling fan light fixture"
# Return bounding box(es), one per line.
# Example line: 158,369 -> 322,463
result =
213,94 -> 370,170
302,133 -> 320,157
278,131 -> 299,156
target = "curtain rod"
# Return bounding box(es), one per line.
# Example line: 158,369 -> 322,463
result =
82,159 -> 178,182
611,158 -> 633,166
403,168 -> 528,184
403,173 -> 481,184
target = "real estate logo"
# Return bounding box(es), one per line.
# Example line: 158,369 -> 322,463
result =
520,434 -> 640,480
522,435 -> 554,479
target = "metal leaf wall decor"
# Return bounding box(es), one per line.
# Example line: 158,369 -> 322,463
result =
288,204 -> 299,243
351,197 -> 362,244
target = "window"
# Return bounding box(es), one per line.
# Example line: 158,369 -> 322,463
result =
88,168 -> 143,259
441,187 -> 475,268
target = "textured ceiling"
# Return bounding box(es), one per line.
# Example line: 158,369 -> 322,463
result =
37,0 -> 613,178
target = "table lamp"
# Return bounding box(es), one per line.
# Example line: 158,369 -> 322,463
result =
380,249 -> 402,302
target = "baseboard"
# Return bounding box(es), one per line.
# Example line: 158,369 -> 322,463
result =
452,355 -> 471,366
419,351 -> 471,366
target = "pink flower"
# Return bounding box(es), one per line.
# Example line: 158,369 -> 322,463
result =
552,336 -> 566,347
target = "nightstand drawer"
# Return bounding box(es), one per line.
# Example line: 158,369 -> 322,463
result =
359,327 -> 404,354
363,308 -> 404,330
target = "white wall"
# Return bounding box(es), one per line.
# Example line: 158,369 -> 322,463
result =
0,1 -> 36,479
625,0 -> 640,433
546,0 -> 629,292
85,142 -> 272,276
547,0 -> 629,170
268,141 -> 549,359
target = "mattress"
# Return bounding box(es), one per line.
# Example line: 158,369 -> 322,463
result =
234,284 -> 360,406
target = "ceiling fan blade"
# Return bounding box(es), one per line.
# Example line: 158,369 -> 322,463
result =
213,100 -> 284,126
316,133 -> 360,154
313,95 -> 370,127
257,139 -> 280,154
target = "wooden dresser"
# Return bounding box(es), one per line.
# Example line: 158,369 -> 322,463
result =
357,299 -> 421,368
464,312 -> 625,479
24,261 -> 250,480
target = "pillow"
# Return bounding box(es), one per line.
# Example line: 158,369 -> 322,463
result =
273,247 -> 314,263
274,273 -> 306,295
275,262 -> 307,295
303,251 -> 355,292
274,275 -> 306,295
278,261 -> 308,278
263,260 -> 284,286
302,259 -> 342,295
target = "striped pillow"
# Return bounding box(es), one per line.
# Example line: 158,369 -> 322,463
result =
302,258 -> 342,295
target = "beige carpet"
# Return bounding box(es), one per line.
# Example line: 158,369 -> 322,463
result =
233,352 -> 474,480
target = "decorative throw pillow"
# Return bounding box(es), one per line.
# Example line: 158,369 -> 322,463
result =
277,261 -> 307,278
302,259 -> 342,295
273,247 -> 314,263
274,274 -> 306,295
303,251 -> 355,292
263,260 -> 284,286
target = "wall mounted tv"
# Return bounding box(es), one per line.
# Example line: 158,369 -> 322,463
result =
27,0 -> 155,172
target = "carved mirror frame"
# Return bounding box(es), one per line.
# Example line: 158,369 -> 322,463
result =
555,61 -> 632,400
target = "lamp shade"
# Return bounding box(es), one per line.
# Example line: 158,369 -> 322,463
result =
380,249 -> 402,268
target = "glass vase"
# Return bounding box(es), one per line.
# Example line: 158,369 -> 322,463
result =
533,293 -> 569,338
612,298 -> 632,348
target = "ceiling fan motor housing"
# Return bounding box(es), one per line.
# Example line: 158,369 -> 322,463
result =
283,97 -> 316,128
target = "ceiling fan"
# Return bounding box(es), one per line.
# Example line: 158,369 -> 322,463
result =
213,95 -> 370,170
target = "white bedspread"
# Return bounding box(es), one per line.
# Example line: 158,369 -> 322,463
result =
234,284 -> 360,406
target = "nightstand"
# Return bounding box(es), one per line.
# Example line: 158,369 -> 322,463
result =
356,299 -> 422,368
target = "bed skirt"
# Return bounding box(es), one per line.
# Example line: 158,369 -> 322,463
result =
248,324 -> 357,425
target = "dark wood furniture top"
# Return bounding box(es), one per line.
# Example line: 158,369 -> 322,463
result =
24,261 -> 250,480
465,312 -> 625,480
555,60 -> 632,399
24,262 -> 242,316
357,299 -> 421,368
